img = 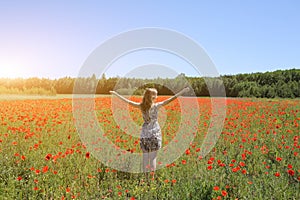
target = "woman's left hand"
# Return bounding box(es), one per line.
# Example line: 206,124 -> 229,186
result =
183,87 -> 190,93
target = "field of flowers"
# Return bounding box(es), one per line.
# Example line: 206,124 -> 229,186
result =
0,96 -> 299,199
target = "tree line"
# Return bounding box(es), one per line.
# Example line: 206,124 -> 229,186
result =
0,69 -> 299,98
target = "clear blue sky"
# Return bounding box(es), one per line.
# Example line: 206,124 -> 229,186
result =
0,0 -> 299,78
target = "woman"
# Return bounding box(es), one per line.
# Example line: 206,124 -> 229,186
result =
110,87 -> 189,173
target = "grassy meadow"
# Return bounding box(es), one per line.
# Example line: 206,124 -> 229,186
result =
0,95 -> 299,199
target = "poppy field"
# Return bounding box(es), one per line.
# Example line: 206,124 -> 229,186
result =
0,96 -> 299,199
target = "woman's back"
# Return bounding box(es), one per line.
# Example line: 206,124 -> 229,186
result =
141,103 -> 160,123
141,103 -> 162,139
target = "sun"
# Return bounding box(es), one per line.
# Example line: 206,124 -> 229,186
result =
0,44 -> 36,78
0,66 -> 20,78
0,62 -> 27,78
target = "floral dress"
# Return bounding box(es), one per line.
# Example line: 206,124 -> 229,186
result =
140,103 -> 162,152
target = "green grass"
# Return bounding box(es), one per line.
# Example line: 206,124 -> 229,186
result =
0,97 -> 299,199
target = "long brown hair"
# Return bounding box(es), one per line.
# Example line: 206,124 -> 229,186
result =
140,88 -> 157,121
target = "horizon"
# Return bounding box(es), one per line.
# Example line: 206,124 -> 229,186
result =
0,67 -> 298,80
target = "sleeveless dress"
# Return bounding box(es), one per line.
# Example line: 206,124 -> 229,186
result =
140,103 -> 162,152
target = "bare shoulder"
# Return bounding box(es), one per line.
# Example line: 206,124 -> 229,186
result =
133,102 -> 142,108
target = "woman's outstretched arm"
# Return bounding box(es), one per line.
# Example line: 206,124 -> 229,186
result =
109,91 -> 140,108
158,87 -> 190,106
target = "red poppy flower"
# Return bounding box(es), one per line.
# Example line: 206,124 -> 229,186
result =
185,149 -> 191,155
287,170 -> 295,176
21,155 -> 26,160
42,166 -> 49,173
276,157 -> 282,162
274,172 -> 280,177
213,186 -> 219,191
45,154 -> 52,161
221,190 -> 227,197
66,187 -> 71,193
85,152 -> 90,159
